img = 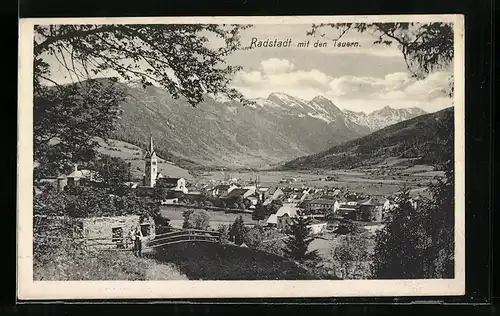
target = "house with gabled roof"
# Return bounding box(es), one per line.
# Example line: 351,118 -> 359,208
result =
228,187 -> 255,199
156,177 -> 188,194
212,184 -> 238,197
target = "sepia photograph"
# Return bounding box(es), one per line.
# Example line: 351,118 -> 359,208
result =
18,15 -> 465,299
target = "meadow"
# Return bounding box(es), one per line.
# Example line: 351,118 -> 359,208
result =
160,206 -> 254,229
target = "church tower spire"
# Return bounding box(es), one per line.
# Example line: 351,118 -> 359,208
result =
149,133 -> 155,156
144,133 -> 158,187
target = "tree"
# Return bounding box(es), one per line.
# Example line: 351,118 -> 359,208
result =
251,203 -> 267,224
332,235 -> 370,279
244,225 -> 265,249
229,216 -> 247,245
217,224 -> 231,244
34,24 -> 251,105
88,154 -> 131,186
182,209 -> 210,230
35,186 -> 159,219
34,79 -> 126,178
283,216 -> 318,263
152,185 -> 167,203
371,190 -> 433,279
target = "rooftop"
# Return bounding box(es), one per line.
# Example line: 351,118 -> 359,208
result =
275,204 -> 299,218
228,188 -> 251,196
307,199 -> 338,205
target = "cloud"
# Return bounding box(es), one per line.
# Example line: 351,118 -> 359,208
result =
231,57 -> 453,113
403,71 -> 452,100
260,58 -> 295,74
232,58 -> 333,99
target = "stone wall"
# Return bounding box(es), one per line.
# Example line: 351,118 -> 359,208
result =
80,215 -> 156,250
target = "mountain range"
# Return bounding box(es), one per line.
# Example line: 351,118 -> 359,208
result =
69,79 -> 430,170
343,106 -> 427,132
281,107 -> 454,170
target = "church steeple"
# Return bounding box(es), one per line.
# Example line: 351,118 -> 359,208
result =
144,133 -> 158,187
149,133 -> 155,156
145,133 -> 157,159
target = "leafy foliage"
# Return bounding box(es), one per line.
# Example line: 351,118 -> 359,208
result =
229,216 -> 247,245
371,190 -> 431,278
34,79 -> 126,178
34,186 -> 160,219
85,154 -> 131,186
251,202 -> 267,222
34,24 -> 252,106
181,209 -> 210,230
244,225 -> 265,248
283,216 -> 319,263
217,224 -> 231,244
371,186 -> 453,279
332,236 -> 370,279
308,22 -> 454,83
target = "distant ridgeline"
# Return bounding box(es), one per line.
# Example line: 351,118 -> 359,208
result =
108,132 -> 199,169
282,107 -> 454,170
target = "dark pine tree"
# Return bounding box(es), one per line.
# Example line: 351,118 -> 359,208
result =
283,216 -> 318,263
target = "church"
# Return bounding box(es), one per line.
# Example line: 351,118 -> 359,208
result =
142,135 -> 188,194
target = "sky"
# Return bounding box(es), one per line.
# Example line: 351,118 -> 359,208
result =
42,24 -> 454,114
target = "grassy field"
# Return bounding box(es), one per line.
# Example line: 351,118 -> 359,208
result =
160,206 -> 255,229
96,138 -> 194,181
153,242 -> 322,280
34,242 -> 187,281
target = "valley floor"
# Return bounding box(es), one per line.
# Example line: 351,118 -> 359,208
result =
196,159 -> 442,199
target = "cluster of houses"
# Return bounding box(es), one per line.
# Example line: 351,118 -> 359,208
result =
36,135 -> 424,248
258,185 -> 422,235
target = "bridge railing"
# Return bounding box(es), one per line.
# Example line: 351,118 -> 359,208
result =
146,228 -> 221,249
34,227 -> 222,251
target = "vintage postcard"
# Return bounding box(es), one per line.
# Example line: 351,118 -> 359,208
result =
18,14 -> 465,300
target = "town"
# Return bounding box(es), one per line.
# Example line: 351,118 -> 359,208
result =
35,134 -> 425,281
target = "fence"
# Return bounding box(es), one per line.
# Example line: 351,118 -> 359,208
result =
147,228 -> 221,249
34,227 -> 222,252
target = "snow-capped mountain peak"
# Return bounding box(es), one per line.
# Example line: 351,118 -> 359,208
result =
251,93 -> 426,132
343,106 -> 427,132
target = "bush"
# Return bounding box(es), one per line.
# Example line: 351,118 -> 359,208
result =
332,235 -> 370,279
217,224 -> 231,244
182,209 -> 210,230
229,216 -> 247,245
244,226 -> 264,248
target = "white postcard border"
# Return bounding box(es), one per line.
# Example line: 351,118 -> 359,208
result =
18,14 -> 466,300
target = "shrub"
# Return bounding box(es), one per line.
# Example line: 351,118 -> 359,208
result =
217,224 -> 231,244
229,216 -> 247,245
182,209 -> 210,230
332,235 -> 370,279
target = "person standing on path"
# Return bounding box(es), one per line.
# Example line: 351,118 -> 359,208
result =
135,225 -> 144,258
130,226 -> 137,256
